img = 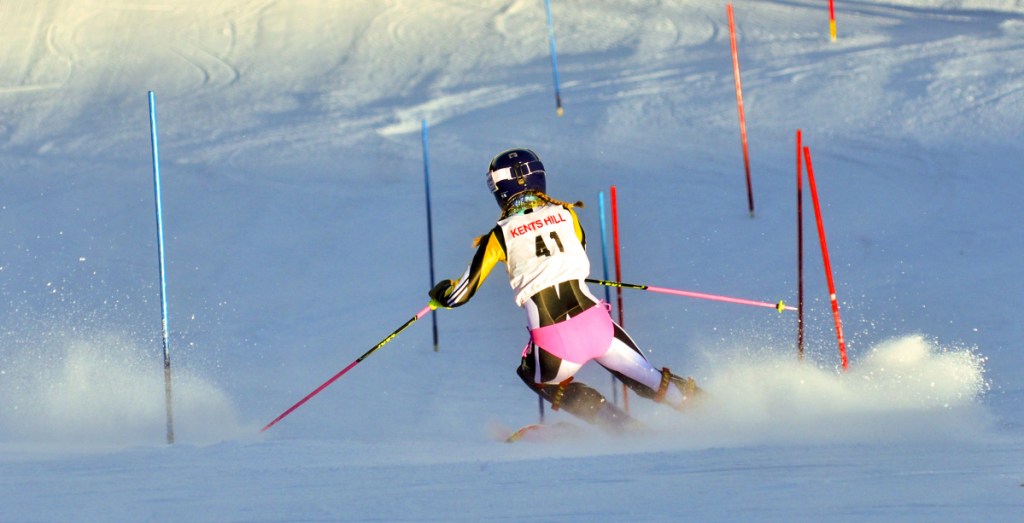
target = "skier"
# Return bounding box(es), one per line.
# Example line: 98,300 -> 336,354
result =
429,148 -> 701,432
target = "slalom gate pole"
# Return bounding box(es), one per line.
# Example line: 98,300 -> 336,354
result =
598,192 -> 612,306
421,120 -> 440,352
586,278 -> 795,313
544,0 -> 564,116
609,186 -> 628,412
260,304 -> 437,433
802,146 -> 849,370
598,191 -> 619,406
727,4 -> 755,217
148,91 -> 175,445
610,186 -> 624,326
829,0 -> 837,42
796,129 -> 805,361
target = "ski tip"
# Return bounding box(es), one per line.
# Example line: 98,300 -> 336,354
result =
505,423 -> 543,443
502,421 -> 582,443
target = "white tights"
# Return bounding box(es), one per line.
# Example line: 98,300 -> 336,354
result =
526,321 -> 687,409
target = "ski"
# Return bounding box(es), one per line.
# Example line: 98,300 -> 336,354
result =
500,421 -> 582,443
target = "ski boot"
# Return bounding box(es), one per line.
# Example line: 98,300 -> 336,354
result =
541,378 -> 638,434
655,368 -> 704,411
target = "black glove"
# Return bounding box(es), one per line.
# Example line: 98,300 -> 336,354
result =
429,280 -> 455,308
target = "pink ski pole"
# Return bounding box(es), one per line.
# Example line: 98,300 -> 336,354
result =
586,279 -> 794,313
261,303 -> 436,433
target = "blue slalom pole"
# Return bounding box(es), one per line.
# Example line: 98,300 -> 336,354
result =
422,119 -> 440,352
148,91 -> 174,445
544,0 -> 564,116
598,192 -> 612,306
598,191 -> 618,405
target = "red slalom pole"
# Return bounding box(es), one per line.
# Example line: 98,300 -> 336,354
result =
796,129 -> 805,361
610,186 -> 624,327
609,185 -> 628,411
261,304 -> 436,433
802,147 -> 849,370
727,4 -> 755,217
829,0 -> 837,42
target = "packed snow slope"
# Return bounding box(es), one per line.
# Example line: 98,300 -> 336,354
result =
1,1 -> 1022,521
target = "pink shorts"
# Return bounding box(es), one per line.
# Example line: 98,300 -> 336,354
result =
526,304 -> 614,364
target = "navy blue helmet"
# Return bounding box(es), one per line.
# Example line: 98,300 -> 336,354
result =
486,148 -> 546,209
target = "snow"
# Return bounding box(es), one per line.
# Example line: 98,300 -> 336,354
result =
1,0 -> 1022,520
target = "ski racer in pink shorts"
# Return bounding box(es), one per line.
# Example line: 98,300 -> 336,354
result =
429,148 -> 701,431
